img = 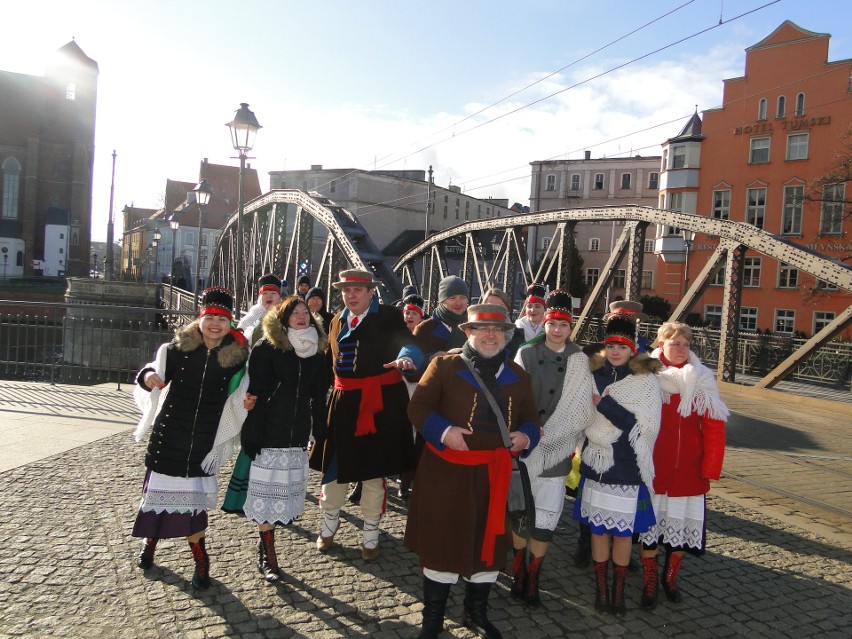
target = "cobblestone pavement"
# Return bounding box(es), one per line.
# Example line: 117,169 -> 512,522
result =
0,382 -> 850,638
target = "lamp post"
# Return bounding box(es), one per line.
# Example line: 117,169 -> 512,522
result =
169,214 -> 180,308
192,179 -> 213,312
681,228 -> 697,297
152,227 -> 162,282
226,103 -> 262,320
91,252 -> 98,278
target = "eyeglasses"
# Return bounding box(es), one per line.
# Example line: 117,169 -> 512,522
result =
472,326 -> 504,335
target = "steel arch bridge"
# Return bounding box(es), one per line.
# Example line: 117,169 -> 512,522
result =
208,190 -> 852,388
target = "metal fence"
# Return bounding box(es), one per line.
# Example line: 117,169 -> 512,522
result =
0,300 -> 195,386
580,318 -> 852,390
1,300 -> 850,390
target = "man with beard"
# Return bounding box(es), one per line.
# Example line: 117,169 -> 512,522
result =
413,275 -> 469,364
405,304 -> 541,639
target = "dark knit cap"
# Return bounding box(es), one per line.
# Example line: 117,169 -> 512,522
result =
297,275 -> 311,286
257,273 -> 282,294
438,276 -> 469,302
305,286 -> 324,302
402,284 -> 419,299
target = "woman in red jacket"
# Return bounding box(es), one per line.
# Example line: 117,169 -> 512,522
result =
638,322 -> 728,610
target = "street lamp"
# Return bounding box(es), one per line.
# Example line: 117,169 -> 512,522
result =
226,102 -> 262,320
681,228 -> 697,297
152,227 -> 162,282
169,214 -> 180,308
192,179 -> 213,312
91,251 -> 98,278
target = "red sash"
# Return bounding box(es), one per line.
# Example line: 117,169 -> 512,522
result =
427,442 -> 512,564
334,369 -> 403,436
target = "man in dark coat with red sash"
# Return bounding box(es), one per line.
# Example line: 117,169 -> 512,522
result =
405,304 -> 541,639
313,269 -> 423,561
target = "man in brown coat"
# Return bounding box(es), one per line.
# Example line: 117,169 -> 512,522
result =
405,304 -> 541,639
313,269 -> 422,561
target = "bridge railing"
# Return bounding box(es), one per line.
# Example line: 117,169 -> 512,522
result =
0,300 -> 195,387
579,318 -> 852,390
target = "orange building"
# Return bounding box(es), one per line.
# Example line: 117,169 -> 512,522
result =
655,21 -> 851,338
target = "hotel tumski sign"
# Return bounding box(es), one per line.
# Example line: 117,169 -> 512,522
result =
734,115 -> 831,135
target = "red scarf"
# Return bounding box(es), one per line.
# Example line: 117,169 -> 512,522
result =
334,369 -> 403,435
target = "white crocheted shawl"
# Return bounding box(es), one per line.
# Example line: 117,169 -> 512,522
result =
132,342 -> 250,476
522,351 -> 596,479
651,348 -> 730,422
582,361 -> 661,488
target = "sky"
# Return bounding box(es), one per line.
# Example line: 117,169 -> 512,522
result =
3,0 -> 852,242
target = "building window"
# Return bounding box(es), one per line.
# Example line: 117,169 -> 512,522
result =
746,187 -> 766,229
661,151 -> 668,172
749,138 -> 770,164
570,174 -> 581,191
66,83 -> 76,100
648,172 -> 659,190
776,95 -> 786,118
782,185 -> 804,235
593,174 -> 604,190
620,173 -> 631,190
705,305 -> 722,328
758,98 -> 767,121
444,195 -> 448,203
672,145 -> 686,169
545,175 -> 556,191
541,236 -> 551,250
795,92 -> 805,116
712,190 -> 731,220
743,257 -> 761,287
777,263 -> 798,288
815,278 -> 837,291
613,269 -> 626,288
786,133 -> 808,161
644,239 -> 654,253
641,270 -> 654,289
589,238 -> 600,251
814,311 -> 835,334
586,269 -> 599,286
740,307 -> 758,332
1,157 -> 21,219
774,309 -> 795,334
819,183 -> 844,235
666,192 -> 683,212
330,180 -> 336,193
443,206 -> 447,218
711,265 -> 725,286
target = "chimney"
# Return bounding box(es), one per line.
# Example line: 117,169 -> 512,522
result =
311,164 -> 323,171
584,150 -> 591,160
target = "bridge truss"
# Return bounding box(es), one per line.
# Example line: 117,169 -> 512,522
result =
209,191 -> 851,388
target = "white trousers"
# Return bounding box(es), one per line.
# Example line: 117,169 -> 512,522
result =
319,477 -> 387,522
423,567 -> 499,584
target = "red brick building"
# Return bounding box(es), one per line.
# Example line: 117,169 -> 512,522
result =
655,21 -> 851,337
0,41 -> 98,277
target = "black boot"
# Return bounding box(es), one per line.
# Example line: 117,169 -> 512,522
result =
574,524 -> 592,568
593,560 -> 609,612
188,538 -> 211,590
258,529 -> 281,583
611,564 -> 628,616
510,548 -> 526,601
418,576 -> 451,639
525,554 -> 544,609
137,537 -> 158,570
462,581 -> 502,639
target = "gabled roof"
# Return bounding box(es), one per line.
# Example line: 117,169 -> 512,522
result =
53,40 -> 99,73
747,21 -> 829,52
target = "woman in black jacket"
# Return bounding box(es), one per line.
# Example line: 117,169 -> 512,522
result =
132,287 -> 248,590
237,296 -> 328,582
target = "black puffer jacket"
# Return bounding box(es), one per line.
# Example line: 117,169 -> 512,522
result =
136,321 -> 248,477
241,310 -> 329,450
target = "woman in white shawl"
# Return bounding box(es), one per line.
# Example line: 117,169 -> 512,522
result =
132,287 -> 249,590
511,290 -> 595,608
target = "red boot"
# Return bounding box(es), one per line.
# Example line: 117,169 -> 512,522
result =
510,548 -> 526,601
137,537 -> 158,570
611,564 -> 628,616
188,538 -> 211,590
258,529 -> 282,583
640,556 -> 659,610
593,560 -> 610,612
662,551 -> 683,603
525,554 -> 545,609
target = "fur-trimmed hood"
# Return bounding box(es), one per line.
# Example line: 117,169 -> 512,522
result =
588,351 -> 662,375
261,308 -> 328,353
174,320 -> 248,369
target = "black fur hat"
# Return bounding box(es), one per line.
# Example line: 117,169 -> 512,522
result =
200,286 -> 235,319
257,273 -> 282,295
543,289 -> 573,324
525,282 -> 547,306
